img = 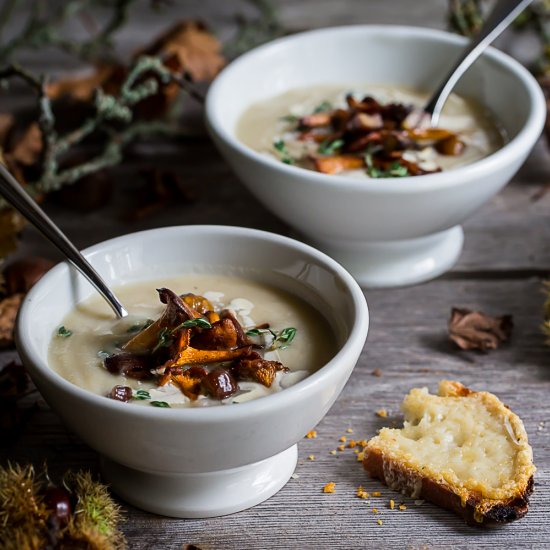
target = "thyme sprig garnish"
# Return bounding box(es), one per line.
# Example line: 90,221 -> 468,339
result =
57,326 -> 72,338
318,138 -> 344,156
364,148 -> 410,179
281,113 -> 298,124
152,327 -> 173,353
152,317 -> 213,352
246,326 -> 297,350
133,389 -> 151,400
313,100 -> 332,113
181,318 -> 212,329
273,327 -> 297,349
273,139 -> 294,165
151,400 -> 170,407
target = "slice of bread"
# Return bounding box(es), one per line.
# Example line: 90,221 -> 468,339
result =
363,381 -> 535,524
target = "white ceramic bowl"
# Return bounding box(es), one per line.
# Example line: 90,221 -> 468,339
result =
16,225 -> 368,518
206,25 -> 546,288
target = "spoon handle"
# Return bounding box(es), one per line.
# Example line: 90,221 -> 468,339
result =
0,163 -> 128,319
425,0 -> 534,126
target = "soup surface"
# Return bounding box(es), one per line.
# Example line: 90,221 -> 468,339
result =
237,84 -> 504,178
49,274 -> 335,407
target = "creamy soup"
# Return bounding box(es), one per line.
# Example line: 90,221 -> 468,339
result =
48,274 -> 335,408
237,84 -> 504,178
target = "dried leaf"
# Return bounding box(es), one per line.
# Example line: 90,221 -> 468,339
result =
7,123 -> 42,166
46,64 -> 125,102
46,20 -> 224,115
448,307 -> 513,351
138,20 -> 225,82
0,293 -> 23,348
0,209 -> 26,260
0,361 -> 29,399
0,114 -> 14,145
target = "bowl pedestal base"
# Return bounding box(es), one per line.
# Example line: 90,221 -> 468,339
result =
101,444 -> 298,518
306,226 -> 463,288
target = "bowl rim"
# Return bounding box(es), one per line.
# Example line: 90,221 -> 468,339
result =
205,24 -> 546,193
16,225 -> 369,421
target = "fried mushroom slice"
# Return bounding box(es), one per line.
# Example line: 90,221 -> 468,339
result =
171,366 -> 207,400
233,353 -> 288,387
104,353 -> 154,380
191,318 -> 238,350
181,293 -> 214,315
314,155 -> 364,174
123,288 -> 199,353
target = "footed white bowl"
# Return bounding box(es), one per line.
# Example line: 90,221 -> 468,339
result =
206,25 -> 546,288
16,225 -> 368,518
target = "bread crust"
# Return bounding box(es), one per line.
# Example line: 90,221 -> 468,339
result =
363,381 -> 535,525
363,448 -> 533,525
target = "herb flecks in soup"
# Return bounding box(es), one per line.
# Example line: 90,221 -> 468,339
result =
49,275 -> 334,408
237,85 -> 504,178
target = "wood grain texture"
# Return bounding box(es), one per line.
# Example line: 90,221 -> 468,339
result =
1,1 -> 550,548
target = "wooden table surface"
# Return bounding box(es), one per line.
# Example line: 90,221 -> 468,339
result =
2,1 -> 550,548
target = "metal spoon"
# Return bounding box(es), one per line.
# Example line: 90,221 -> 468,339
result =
0,163 -> 128,319
425,0 -> 534,126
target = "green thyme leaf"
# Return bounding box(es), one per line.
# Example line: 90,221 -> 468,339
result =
182,318 -> 212,329
247,327 -> 277,339
318,138 -> 344,156
150,401 -> 170,408
276,327 -> 297,345
152,327 -> 173,353
364,148 -> 409,179
134,389 -> 151,400
273,139 -> 295,165
269,327 -> 297,350
281,114 -> 298,123
313,100 -> 332,113
57,326 -> 72,338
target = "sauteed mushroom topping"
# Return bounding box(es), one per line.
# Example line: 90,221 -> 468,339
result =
277,94 -> 466,177
104,288 -> 296,403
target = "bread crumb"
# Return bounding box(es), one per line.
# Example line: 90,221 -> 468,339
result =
372,368 -> 382,377
354,449 -> 359,454
377,519 -> 383,525
329,450 -> 337,455
372,491 -> 381,497
338,444 -> 345,452
389,499 -> 395,510
291,473 -> 300,479
376,409 -> 388,418
346,428 -> 354,433
308,454 -> 315,461
399,504 -> 407,511
356,486 -> 370,499
372,508 -> 379,513
339,436 -> 347,442
348,439 -> 357,448
358,440 -> 368,447
356,451 -> 365,462
323,482 -> 336,493
306,429 -> 317,439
